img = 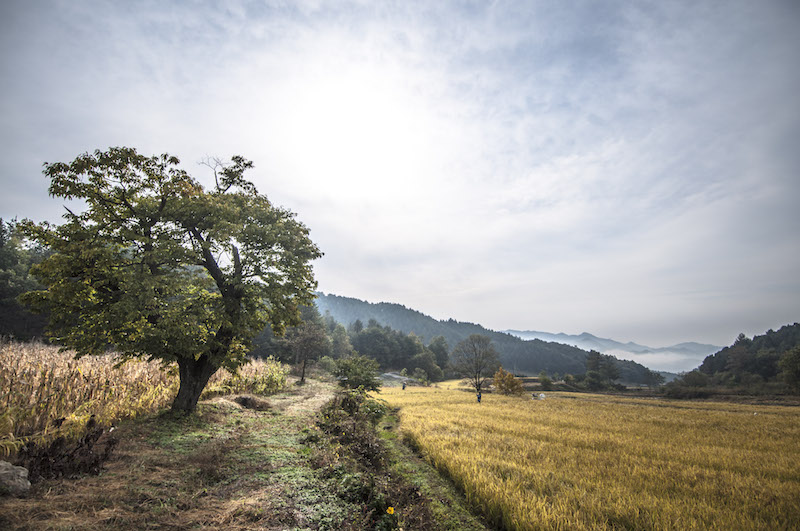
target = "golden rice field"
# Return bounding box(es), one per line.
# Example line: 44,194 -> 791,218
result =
382,384 -> 800,530
0,341 -> 289,457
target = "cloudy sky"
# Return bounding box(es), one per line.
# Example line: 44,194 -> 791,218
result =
1,0 -> 798,349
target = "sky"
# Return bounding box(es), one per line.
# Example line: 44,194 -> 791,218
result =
1,0 -> 798,350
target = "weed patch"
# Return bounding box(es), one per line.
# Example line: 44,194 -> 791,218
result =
310,389 -> 487,530
18,416 -> 117,482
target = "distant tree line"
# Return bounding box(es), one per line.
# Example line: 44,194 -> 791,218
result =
547,350 -> 664,392
315,293 -> 662,385
252,309 -> 450,384
664,324 -> 800,397
349,318 -> 448,382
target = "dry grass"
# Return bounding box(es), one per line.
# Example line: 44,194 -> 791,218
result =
383,385 -> 800,530
0,341 -> 289,457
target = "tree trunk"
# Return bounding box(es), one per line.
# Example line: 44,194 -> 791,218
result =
171,354 -> 219,413
300,357 -> 307,384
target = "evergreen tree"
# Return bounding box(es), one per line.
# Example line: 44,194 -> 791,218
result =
428,335 -> 449,370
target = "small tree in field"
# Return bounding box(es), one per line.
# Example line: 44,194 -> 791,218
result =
287,320 -> 330,384
538,371 -> 553,391
492,367 -> 524,395
451,334 -> 500,393
20,147 -> 322,413
284,305 -> 330,384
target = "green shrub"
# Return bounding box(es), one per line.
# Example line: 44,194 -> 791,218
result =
317,390 -> 386,469
412,368 -> 430,386
317,355 -> 337,374
334,354 -> 381,392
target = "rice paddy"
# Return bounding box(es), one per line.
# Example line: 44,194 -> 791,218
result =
382,385 -> 800,530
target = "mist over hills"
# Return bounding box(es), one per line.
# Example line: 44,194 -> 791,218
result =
314,293 -> 660,384
504,330 -> 721,373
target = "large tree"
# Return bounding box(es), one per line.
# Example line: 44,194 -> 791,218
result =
20,147 -> 322,412
451,334 -> 500,393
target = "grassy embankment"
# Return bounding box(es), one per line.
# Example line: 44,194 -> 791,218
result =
383,383 -> 800,530
0,342 -> 488,530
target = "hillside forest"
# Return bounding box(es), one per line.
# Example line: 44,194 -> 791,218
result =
665,324 -> 800,397
314,293 -> 669,385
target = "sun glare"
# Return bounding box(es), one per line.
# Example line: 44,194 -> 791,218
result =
279,62 -> 439,202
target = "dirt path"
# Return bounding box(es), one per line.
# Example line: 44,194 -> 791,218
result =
0,379 -> 342,530
269,378 -> 336,417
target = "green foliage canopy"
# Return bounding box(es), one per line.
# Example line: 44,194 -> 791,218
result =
427,335 -> 449,371
346,321 -> 444,381
335,354 -> 381,392
20,147 -> 322,412
537,370 -> 553,391
695,324 -> 800,392
779,346 -> 800,391
0,219 -> 50,339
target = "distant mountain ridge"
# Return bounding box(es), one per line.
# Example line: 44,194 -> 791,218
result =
504,330 -> 721,373
314,293 -> 660,384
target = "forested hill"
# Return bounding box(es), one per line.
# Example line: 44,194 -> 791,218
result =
314,293 -> 656,383
698,323 -> 800,380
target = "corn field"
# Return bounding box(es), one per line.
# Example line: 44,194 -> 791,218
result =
383,386 -> 800,530
0,341 -> 289,457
